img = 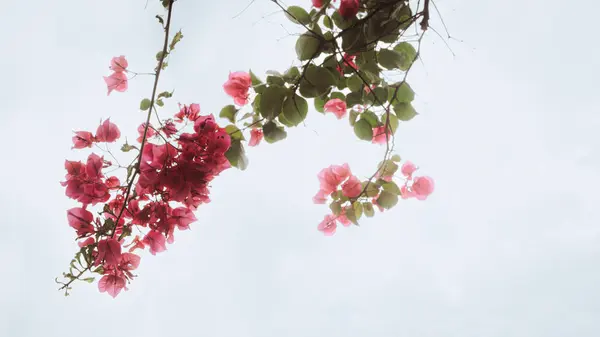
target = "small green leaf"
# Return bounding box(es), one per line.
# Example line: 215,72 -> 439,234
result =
393,42 -> 417,71
354,118 -> 373,141
140,98 -> 152,111
353,202 -> 363,219
267,75 -> 286,87
156,51 -> 167,61
323,15 -> 333,29
378,49 -> 406,70
394,102 -> 418,121
362,110 -> 379,127
156,15 -> 164,25
314,95 -> 326,113
382,112 -> 399,134
391,154 -> 401,162
330,201 -> 342,216
158,90 -> 174,99
225,125 -> 244,141
263,121 -> 287,143
363,202 -> 375,217
121,142 -> 136,152
281,94 -> 308,126
349,109 -> 359,126
376,191 -> 399,209
379,160 -> 399,177
283,66 -> 300,82
363,182 -> 380,197
295,33 -> 321,61
219,105 -> 238,123
347,74 -> 363,92
259,85 -> 287,119
330,92 -> 345,101
225,140 -> 249,170
389,82 -> 415,104
82,277 -> 95,284
285,6 -> 311,25
156,99 -> 164,107
346,91 -> 363,107
169,30 -> 184,51
249,70 -> 263,86
381,181 -> 401,195
345,207 -> 359,225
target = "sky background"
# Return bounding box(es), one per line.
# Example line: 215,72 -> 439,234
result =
1,0 -> 599,336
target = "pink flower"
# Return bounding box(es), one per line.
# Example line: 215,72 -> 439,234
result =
336,53 -> 358,75
324,98 -> 347,119
339,0 -> 360,19
169,207 -> 197,230
337,211 -> 352,227
98,274 -> 126,298
400,185 -> 415,199
143,230 -> 167,255
103,71 -> 128,95
72,131 -> 94,149
95,119 -> 120,143
372,126 -> 389,144
248,129 -> 263,147
67,207 -> 95,237
137,123 -> 156,143
312,190 -> 328,204
223,71 -> 252,106
105,176 -> 120,189
401,161 -> 417,178
161,121 -> 178,137
110,55 -> 128,73
77,237 -> 95,248
96,238 -> 122,267
317,163 -> 351,194
317,214 -> 337,236
341,175 -> 362,198
312,0 -> 324,7
412,176 -> 434,200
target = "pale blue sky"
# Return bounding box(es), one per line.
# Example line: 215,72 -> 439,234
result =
1,0 -> 599,336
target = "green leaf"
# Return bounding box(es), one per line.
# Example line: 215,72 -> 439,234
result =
381,181 -> 401,195
82,277 -> 95,284
169,30 -> 184,51
285,6 -> 311,25
378,49 -> 406,70
330,92 -> 345,101
259,85 -> 287,119
345,207 -> 359,225
368,87 -> 388,106
283,66 -> 300,82
225,125 -> 244,141
262,121 -> 287,143
281,94 -> 308,126
225,140 -> 249,170
295,33 -> 321,61
304,65 -> 336,95
330,201 -> 342,216
382,112 -> 399,134
249,70 -> 263,86
347,74 -> 363,92
354,118 -> 373,141
391,154 -> 401,162
363,181 -> 380,197
323,15 -> 333,29
393,102 -> 418,121
140,98 -> 152,111
219,105 -> 238,123
156,15 -> 164,26
362,110 -> 379,127
349,109 -> 359,126
156,99 -> 164,107
121,142 -> 136,152
376,191 -> 399,209
267,75 -> 285,87
353,202 -> 363,219
346,91 -> 363,107
379,160 -> 399,177
158,90 -> 173,99
331,11 -> 353,29
363,202 -> 375,217
389,82 -> 415,104
314,95 -> 326,113
393,42 -> 417,71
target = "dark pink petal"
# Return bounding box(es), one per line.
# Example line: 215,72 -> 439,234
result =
98,274 -> 126,298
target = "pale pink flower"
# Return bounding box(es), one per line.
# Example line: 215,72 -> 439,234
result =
223,71 -> 252,106
318,214 -> 337,236
103,72 -> 128,95
324,98 -> 347,119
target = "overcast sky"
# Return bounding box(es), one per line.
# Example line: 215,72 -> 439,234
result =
1,0 -> 599,336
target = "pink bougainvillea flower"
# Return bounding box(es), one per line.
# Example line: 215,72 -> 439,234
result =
67,207 -> 95,237
95,119 -> 120,143
337,53 -> 358,74
248,129 -> 263,147
110,55 -> 128,73
400,185 -> 416,199
317,214 -> 337,236
412,176 -> 434,200
143,230 -> 167,255
98,274 -> 126,298
137,123 -> 156,143
341,175 -> 362,198
119,252 -> 141,271
337,211 -> 352,227
77,237 -> 95,248
364,84 -> 376,94
223,71 -> 252,106
169,207 -> 197,230
174,103 -> 200,122
103,71 -> 128,95
401,161 -> 417,178
312,189 -> 328,204
339,0 -> 360,19
72,131 -> 94,149
105,176 -> 120,189
161,121 -> 178,138
372,125 -> 390,144
96,238 -> 122,267
324,98 -> 347,119
312,0 -> 324,7
317,163 -> 351,194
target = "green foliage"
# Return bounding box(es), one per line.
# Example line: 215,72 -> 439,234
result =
376,191 -> 399,209
354,118 -> 373,141
259,85 -> 287,120
295,33 -> 321,61
393,102 -> 418,121
140,98 -> 152,111
225,125 -> 244,141
381,181 -> 401,195
393,42 -> 417,70
363,202 -> 375,217
225,140 -> 249,170
285,6 -> 311,25
280,94 -> 308,126
263,121 -> 287,143
219,105 -> 238,123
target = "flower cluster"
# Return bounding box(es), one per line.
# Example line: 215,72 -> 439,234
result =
103,56 -> 129,95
